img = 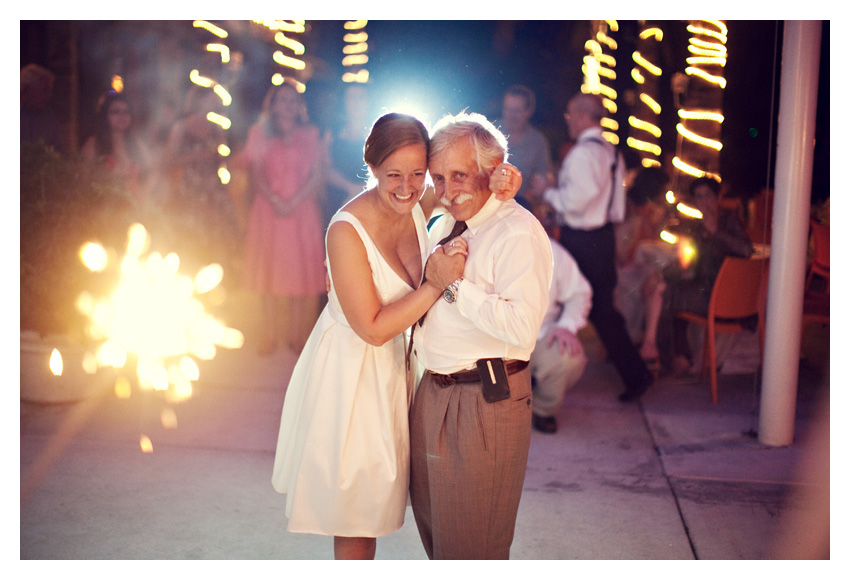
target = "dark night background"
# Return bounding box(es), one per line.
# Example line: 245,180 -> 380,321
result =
20,20 -> 829,203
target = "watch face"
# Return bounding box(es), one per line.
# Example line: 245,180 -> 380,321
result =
443,288 -> 455,303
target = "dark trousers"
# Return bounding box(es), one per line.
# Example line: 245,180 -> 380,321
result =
558,223 -> 652,395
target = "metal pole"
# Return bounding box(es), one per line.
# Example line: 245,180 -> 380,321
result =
758,21 -> 822,446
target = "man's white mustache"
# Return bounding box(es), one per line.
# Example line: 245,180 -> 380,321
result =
440,193 -> 474,208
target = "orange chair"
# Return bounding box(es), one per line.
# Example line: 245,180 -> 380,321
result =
676,255 -> 770,404
806,219 -> 829,295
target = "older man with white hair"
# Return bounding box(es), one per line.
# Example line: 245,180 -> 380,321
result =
409,112 -> 552,560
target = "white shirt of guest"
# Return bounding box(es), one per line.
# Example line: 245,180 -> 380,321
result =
543,126 -> 626,230
537,237 -> 593,341
414,195 -> 553,375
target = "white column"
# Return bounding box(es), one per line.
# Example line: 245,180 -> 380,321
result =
758,21 -> 822,446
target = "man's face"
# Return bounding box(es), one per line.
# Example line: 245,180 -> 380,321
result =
502,94 -> 531,133
429,138 -> 491,222
565,99 -> 587,140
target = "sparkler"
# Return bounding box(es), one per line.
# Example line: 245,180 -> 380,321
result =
68,223 -> 243,406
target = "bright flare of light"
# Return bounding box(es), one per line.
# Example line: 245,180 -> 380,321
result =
633,52 -> 661,76
77,224 -> 244,402
111,75 -> 124,93
666,190 -> 676,204
678,239 -> 697,269
343,70 -> 370,84
672,156 -> 722,182
344,20 -> 367,30
217,144 -> 231,157
640,28 -> 663,41
80,242 -> 108,272
49,349 -> 63,376
629,116 -> 661,138
218,167 -> 231,185
140,434 -> 154,453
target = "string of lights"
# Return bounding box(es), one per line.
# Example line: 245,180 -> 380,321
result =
190,20 -> 234,186
342,20 -> 369,84
628,21 -> 664,168
581,20 -> 620,144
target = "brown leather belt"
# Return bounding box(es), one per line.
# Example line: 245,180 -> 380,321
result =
428,359 -> 529,387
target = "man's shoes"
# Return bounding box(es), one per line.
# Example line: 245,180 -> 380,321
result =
532,413 -> 558,434
618,374 -> 653,402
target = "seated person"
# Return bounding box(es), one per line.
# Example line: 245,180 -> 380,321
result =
649,177 -> 754,376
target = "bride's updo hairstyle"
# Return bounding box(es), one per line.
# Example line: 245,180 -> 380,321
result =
363,113 -> 430,187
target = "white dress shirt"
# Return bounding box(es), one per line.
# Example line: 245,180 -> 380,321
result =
415,195 -> 553,375
537,237 -> 592,340
543,126 -> 626,230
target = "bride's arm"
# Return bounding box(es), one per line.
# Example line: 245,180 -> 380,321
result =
327,221 -> 465,347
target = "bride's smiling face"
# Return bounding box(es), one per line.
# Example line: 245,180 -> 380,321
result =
369,143 -> 428,214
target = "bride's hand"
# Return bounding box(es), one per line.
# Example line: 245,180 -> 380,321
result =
440,236 -> 468,257
490,163 -> 522,201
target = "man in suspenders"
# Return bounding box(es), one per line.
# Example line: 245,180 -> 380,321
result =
544,92 -> 654,402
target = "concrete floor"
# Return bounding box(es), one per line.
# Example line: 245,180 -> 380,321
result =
19,293 -> 831,562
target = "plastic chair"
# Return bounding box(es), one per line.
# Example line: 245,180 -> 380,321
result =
676,255 -> 770,404
806,220 -> 829,295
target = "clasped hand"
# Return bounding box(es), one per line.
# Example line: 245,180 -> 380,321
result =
424,236 -> 467,289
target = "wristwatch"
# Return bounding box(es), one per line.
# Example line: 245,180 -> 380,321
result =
443,277 -> 463,303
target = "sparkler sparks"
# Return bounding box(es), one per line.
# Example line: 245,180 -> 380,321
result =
73,223 -> 244,404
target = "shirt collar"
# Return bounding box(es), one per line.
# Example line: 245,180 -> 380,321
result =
465,192 -> 500,234
577,126 -> 604,142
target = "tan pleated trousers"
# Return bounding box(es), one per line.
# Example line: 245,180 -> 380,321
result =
409,366 -> 532,559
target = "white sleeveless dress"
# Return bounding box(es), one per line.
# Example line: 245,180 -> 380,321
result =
272,205 -> 429,537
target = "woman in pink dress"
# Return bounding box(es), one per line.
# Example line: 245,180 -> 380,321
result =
243,84 -> 327,355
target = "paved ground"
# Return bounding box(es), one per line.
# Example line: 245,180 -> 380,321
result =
19,292 -> 831,563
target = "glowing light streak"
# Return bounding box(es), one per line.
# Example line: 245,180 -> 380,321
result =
685,67 -> 727,88
596,31 -> 617,50
602,132 -> 619,145
344,20 -> 367,30
626,136 -> 662,155
687,23 -> 728,43
640,93 -> 661,114
344,32 -> 368,43
206,112 -> 231,130
686,56 -> 727,67
275,32 -> 305,55
213,84 -> 232,107
273,51 -> 306,70
677,123 -> 722,150
678,239 -> 697,268
218,167 -> 232,185
660,230 -> 678,244
631,68 -> 645,84
602,97 -> 617,114
672,156 -> 721,181
666,191 -> 676,204
256,20 -> 305,33
189,69 -> 214,88
342,70 -> 370,84
640,28 -> 663,40
633,52 -> 661,76
688,38 -> 727,56
49,349 -> 63,376
111,75 -> 124,93
342,42 -> 368,55
206,43 -> 230,63
601,117 -> 619,131
629,116 -> 661,138
679,110 -> 724,123
342,55 -> 369,66
193,21 -> 227,38
217,144 -> 231,157
642,159 -> 661,168
75,224 -> 244,403
677,203 -> 703,219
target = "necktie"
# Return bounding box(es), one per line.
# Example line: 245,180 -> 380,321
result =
406,219 -> 467,369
